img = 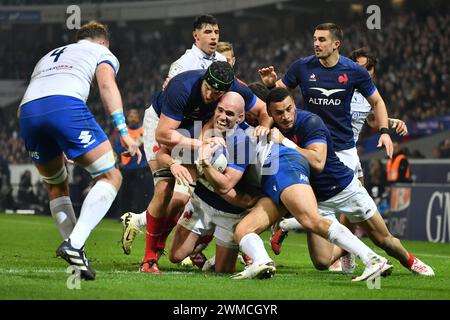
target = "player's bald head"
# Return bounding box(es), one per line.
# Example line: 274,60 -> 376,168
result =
219,92 -> 245,115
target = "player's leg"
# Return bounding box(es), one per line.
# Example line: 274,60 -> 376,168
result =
56,138 -> 120,280
279,183 -> 392,282
35,155 -> 76,240
159,164 -> 199,260
214,245 -> 239,273
168,225 -> 200,264
357,211 -> 434,276
168,195 -> 213,268
19,98 -> 77,240
270,216 -> 301,255
231,197 -> 281,279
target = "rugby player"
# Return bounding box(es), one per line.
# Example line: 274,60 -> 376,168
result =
18,21 -> 141,280
265,88 -> 434,277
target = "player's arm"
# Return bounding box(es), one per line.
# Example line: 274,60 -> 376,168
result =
366,113 -> 408,136
156,115 -> 202,149
198,144 -> 244,195
96,63 -> 142,163
156,115 -> 225,150
247,96 -> 273,134
258,66 -> 288,89
366,89 -> 393,158
155,145 -> 194,186
269,128 -> 326,172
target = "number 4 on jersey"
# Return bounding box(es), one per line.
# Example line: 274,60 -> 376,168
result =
50,47 -> 67,62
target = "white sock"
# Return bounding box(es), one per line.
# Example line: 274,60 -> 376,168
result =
239,233 -> 272,265
327,220 -> 374,265
49,196 -> 76,239
136,211 -> 147,228
69,181 -> 118,249
280,217 -> 303,231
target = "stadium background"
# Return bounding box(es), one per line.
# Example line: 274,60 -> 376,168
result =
0,0 -> 449,299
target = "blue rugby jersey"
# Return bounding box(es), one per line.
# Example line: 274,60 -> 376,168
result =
152,70 -> 257,129
282,55 -> 376,151
282,108 -> 354,201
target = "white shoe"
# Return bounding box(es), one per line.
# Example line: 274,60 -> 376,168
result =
352,253 -> 393,282
328,259 -> 342,272
120,212 -> 142,255
180,256 -> 194,268
341,253 -> 357,274
202,256 -> 216,272
410,257 -> 435,276
230,262 -> 276,280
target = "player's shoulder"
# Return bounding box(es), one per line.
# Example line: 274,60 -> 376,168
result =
214,51 -> 228,62
168,69 -> 204,92
293,55 -> 317,66
339,55 -> 367,73
299,109 -> 325,127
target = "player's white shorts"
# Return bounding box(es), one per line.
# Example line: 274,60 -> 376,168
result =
177,193 -> 245,249
318,176 -> 377,223
143,105 -> 160,161
335,147 -> 363,178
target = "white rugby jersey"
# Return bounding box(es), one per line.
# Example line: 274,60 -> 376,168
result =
20,39 -> 119,106
350,90 -> 372,143
167,44 -> 226,79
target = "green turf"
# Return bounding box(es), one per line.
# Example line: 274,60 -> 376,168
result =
0,213 -> 449,300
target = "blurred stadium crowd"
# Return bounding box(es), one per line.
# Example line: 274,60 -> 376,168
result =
0,3 -> 448,166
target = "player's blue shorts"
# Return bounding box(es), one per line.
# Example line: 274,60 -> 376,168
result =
261,152 -> 310,205
19,95 -> 108,164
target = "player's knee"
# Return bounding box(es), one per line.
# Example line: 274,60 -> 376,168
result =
47,180 -> 69,199
85,150 -> 118,183
311,256 -> 331,271
313,260 -> 330,271
168,250 -> 184,264
234,223 -> 251,244
153,180 -> 172,202
98,167 -> 122,188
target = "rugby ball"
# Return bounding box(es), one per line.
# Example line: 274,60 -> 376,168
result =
196,145 -> 228,176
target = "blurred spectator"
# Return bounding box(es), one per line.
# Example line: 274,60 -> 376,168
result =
0,4 -> 448,164
0,155 -> 15,210
111,109 -> 153,217
410,149 -> 426,159
367,159 -> 387,200
434,138 -> 450,158
69,165 -> 92,215
366,159 -> 389,215
17,170 -> 36,207
387,142 -> 412,183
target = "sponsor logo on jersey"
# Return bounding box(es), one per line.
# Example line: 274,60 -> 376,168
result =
309,87 -> 345,106
308,97 -> 342,106
309,73 -> 317,81
299,174 -> 309,183
29,151 -> 40,160
78,130 -> 95,148
310,87 -> 346,97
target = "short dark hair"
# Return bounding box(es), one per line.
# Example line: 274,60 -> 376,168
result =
265,87 -> 291,107
193,14 -> 218,30
349,47 -> 378,71
315,22 -> 343,42
248,82 -> 270,101
76,21 -> 110,41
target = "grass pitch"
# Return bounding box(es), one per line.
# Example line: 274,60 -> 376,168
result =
1,213 -> 449,300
